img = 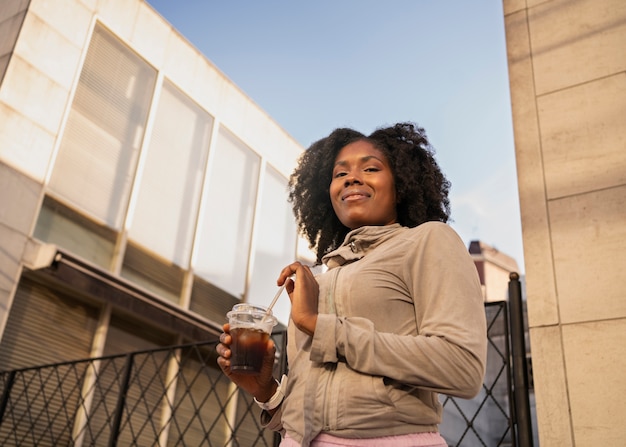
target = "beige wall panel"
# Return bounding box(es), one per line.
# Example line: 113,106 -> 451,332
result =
528,325 -> 573,447
83,0 -> 97,11
0,225 -> 27,319
13,12 -> 82,90
0,162 -> 42,232
261,123 -> 303,176
504,10 -> 558,327
0,103 -> 56,182
130,2 -> 171,69
549,185 -> 626,324
29,0 -> 92,48
0,167 -> 38,324
163,32 -> 201,95
539,73 -> 626,199
0,226 -> 27,292
216,87 -> 254,137
502,0 -> 525,15
191,58 -> 227,117
0,56 -> 69,135
562,319 -> 626,445
236,103 -> 275,155
528,0 -> 626,95
95,0 -> 140,41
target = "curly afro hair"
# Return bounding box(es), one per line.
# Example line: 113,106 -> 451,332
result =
289,122 -> 451,264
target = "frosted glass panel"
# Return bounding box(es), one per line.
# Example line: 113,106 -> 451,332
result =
247,166 -> 297,324
49,25 -> 156,228
128,81 -> 212,266
194,128 -> 260,298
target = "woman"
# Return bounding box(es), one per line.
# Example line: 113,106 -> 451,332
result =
217,122 -> 487,447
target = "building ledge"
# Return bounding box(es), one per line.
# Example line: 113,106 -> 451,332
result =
23,240 -> 222,341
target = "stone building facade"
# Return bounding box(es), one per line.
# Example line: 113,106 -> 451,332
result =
503,0 -> 626,444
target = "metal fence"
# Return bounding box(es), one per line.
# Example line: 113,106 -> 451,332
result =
0,281 -> 531,447
440,274 -> 533,447
440,301 -> 513,446
0,333 -> 286,447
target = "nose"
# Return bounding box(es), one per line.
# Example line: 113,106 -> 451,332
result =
344,174 -> 362,186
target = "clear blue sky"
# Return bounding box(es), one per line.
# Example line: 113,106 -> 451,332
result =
146,0 -> 525,273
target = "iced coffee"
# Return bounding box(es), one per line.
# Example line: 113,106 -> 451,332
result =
227,304 -> 277,374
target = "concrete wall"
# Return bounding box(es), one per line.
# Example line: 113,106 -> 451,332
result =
503,0 -> 626,445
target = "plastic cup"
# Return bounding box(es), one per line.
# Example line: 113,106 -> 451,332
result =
226,303 -> 278,374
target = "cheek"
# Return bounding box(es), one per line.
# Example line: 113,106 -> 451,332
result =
330,194 -> 342,214
328,181 -> 341,200
328,185 -> 339,208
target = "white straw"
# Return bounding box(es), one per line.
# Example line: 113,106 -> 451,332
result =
266,283 -> 286,316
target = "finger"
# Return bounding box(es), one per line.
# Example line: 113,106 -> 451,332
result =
216,355 -> 231,371
284,276 -> 296,295
215,343 -> 228,358
259,340 -> 277,376
219,332 -> 232,346
266,339 -> 276,356
277,262 -> 304,285
276,267 -> 292,286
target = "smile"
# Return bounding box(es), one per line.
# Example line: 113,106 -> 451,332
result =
342,190 -> 370,201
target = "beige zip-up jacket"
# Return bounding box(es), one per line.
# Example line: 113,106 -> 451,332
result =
263,222 -> 487,446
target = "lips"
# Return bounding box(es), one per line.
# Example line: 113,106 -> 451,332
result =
342,189 -> 370,201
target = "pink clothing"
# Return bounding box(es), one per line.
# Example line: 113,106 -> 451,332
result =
281,432 -> 448,447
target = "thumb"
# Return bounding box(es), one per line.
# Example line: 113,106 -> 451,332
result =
264,339 -> 276,365
258,339 -> 276,380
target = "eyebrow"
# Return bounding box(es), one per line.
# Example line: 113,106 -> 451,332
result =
334,155 -> 383,167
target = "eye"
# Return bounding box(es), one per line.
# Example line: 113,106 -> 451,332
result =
364,166 -> 381,172
333,171 -> 347,178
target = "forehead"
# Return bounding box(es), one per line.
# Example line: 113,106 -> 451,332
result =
334,140 -> 388,163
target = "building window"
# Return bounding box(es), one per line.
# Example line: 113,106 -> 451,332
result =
35,196 -> 117,270
246,164 -> 297,323
193,127 -> 260,299
38,23 -> 156,271
48,24 -> 156,231
120,241 -> 186,304
126,80 -> 213,268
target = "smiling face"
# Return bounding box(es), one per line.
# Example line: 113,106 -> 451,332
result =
330,140 -> 397,230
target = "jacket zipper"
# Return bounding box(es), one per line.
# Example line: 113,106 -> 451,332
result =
322,267 -> 341,431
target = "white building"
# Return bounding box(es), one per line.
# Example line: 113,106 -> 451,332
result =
0,0 -> 307,370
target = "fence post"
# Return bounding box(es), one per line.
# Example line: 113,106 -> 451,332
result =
108,353 -> 134,447
508,272 -> 533,447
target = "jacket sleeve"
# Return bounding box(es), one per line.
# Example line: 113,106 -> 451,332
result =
310,223 -> 487,399
260,405 -> 285,434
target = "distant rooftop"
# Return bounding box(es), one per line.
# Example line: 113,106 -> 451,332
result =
469,240 -> 519,273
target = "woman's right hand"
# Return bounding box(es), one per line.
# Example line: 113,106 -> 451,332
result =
216,323 -> 278,403
278,262 -> 319,336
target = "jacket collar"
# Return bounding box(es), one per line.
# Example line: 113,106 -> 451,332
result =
322,224 -> 404,269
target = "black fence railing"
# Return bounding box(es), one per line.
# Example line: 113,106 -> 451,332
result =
440,273 -> 533,447
440,301 -> 513,446
0,279 -> 532,447
0,331 -> 287,447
